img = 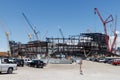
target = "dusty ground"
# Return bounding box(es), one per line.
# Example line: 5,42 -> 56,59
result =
0,60 -> 120,80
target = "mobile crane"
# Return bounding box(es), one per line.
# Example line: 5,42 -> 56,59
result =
94,8 -> 117,53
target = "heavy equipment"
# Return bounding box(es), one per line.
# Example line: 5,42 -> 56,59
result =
94,8 -> 117,53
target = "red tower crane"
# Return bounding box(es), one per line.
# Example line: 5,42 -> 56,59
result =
94,8 -> 113,52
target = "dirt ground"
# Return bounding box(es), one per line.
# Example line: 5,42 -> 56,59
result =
0,60 -> 120,80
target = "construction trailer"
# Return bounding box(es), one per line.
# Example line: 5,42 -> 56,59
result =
0,52 -> 8,57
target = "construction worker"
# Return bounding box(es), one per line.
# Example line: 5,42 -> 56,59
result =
80,59 -> 83,75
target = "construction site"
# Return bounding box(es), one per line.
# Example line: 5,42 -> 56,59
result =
0,8 -> 117,60
0,0 -> 120,80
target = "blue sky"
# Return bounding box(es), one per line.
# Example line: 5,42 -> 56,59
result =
0,0 -> 120,51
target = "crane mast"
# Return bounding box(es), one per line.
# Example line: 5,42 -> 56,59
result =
94,8 -> 113,52
59,28 -> 65,54
22,13 -> 39,41
0,20 -> 11,56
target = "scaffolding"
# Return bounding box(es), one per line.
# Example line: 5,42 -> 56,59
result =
46,37 -> 81,57
9,33 -> 117,58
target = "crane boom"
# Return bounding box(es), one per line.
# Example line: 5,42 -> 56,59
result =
59,28 -> 64,38
22,13 -> 39,40
94,8 -> 113,52
94,8 -> 104,24
110,16 -> 117,52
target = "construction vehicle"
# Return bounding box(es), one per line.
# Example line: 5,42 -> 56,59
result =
94,8 -> 117,53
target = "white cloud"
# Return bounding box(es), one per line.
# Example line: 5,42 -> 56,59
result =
109,36 -> 120,48
116,31 -> 120,34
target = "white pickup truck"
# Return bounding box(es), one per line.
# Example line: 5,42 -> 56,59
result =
0,57 -> 17,74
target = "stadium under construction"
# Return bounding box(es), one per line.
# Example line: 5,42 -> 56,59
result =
1,8 -> 119,58
9,32 -> 118,59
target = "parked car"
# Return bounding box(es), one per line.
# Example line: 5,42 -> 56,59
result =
0,57 -> 17,74
13,59 -> 24,67
29,59 -> 46,68
98,58 -> 105,62
112,59 -> 120,65
89,57 -> 96,61
107,59 -> 114,64
104,58 -> 113,64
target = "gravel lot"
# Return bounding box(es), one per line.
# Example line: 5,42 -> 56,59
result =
0,60 -> 120,80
